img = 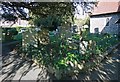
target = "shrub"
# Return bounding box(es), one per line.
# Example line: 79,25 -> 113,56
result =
2,28 -> 18,42
23,29 -> 119,79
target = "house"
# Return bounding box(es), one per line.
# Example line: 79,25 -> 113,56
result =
0,18 -> 30,27
90,0 -> 120,34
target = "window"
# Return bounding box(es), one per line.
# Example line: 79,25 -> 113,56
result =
106,18 -> 109,26
94,28 -> 99,33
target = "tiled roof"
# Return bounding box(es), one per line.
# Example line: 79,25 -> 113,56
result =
92,0 -> 120,15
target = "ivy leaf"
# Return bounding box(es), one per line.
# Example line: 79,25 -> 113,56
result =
69,61 -> 74,67
74,60 -> 78,68
78,64 -> 83,70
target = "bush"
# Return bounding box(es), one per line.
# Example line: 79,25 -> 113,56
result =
23,29 -> 119,79
9,28 -> 18,35
2,28 -> 18,42
14,33 -> 22,40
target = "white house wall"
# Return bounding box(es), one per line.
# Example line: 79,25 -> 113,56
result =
90,13 -> 120,34
0,18 -> 29,27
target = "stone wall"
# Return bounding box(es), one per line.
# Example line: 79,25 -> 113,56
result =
90,13 -> 120,34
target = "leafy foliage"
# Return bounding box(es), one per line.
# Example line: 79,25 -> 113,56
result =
14,33 -> 22,41
2,28 -> 18,42
28,2 -> 74,30
1,13 -> 17,21
29,15 -> 63,31
0,2 -> 74,24
22,28 -> 119,79
83,33 -> 119,52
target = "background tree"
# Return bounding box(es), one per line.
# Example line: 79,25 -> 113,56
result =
0,2 -> 74,28
0,1 -> 98,30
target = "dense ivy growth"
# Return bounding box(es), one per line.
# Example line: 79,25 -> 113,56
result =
21,28 -> 119,79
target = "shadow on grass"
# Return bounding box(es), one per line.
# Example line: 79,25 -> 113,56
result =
1,53 -> 49,81
1,43 -> 49,81
77,48 -> 120,81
